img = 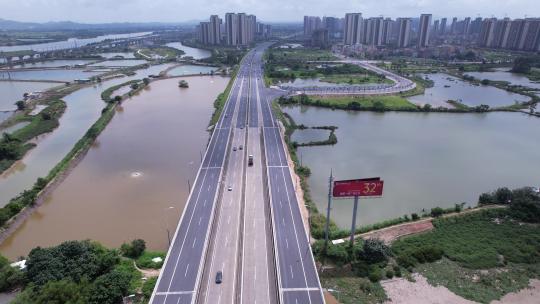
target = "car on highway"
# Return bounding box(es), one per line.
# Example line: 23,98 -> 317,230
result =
239,145 -> 243,150
215,271 -> 223,284
228,186 -> 232,191
233,146 -> 237,151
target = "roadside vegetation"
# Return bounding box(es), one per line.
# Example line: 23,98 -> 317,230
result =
315,186 -> 540,303
0,238 -> 163,304
209,67 -> 237,127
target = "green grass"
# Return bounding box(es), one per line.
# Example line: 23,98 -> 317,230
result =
11,100 -> 66,142
270,48 -> 338,62
320,74 -> 392,85
135,251 -> 165,269
285,95 -> 418,111
417,258 -> 540,303
320,276 -> 387,304
115,259 -> 143,294
392,209 -> 540,269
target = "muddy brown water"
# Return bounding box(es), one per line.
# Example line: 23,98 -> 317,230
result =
0,76 -> 228,259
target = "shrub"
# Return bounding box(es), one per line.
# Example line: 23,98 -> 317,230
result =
368,267 -> 383,282
411,213 -> 419,220
397,253 -> 416,268
431,207 -> 444,217
0,255 -> 24,291
386,270 -> 394,279
359,239 -> 391,264
120,239 -> 146,259
411,246 -> 444,263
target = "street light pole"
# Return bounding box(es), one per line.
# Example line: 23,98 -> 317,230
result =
324,169 -> 333,252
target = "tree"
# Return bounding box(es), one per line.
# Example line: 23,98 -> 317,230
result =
530,103 -> 537,114
114,95 -> 122,103
15,100 -> 26,111
430,207 -> 444,217
142,78 -> 150,85
495,187 -> 513,204
512,57 -> 534,74
0,255 -> 24,292
120,239 -> 146,258
87,270 -> 131,304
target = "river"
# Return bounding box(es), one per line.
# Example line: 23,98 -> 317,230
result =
166,42 -> 212,59
285,105 -> 540,229
0,76 -> 228,259
465,68 -> 540,90
0,32 -> 152,53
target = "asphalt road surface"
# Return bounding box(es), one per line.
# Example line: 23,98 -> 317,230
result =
151,44 -> 325,304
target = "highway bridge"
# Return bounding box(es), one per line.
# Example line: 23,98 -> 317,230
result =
150,43 -> 325,304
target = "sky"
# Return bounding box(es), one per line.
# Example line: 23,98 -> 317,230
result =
1,0 -> 539,23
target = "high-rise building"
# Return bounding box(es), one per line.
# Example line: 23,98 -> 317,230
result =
225,13 -> 239,46
304,16 -> 322,37
463,17 -> 471,35
440,18 -> 447,35
493,18 -> 512,48
417,14 -> 432,48
478,18 -> 497,47
344,13 -> 363,45
382,18 -> 394,45
518,18 -> 540,51
256,22 -> 272,39
506,19 -> 525,49
450,17 -> 458,34
323,16 -> 341,38
367,17 -> 384,46
198,15 -> 222,45
470,17 -> 483,34
209,15 -> 222,45
397,17 -> 412,48
433,19 -> 440,36
311,29 -> 330,48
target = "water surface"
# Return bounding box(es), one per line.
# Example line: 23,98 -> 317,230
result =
0,81 -> 58,111
408,73 -> 530,107
88,60 -> 147,67
0,76 -> 229,259
465,68 -> 540,90
0,32 -> 151,52
285,105 -> 540,228
0,69 -> 101,82
166,42 -> 212,59
6,60 -> 95,69
0,63 -> 175,206
167,65 -> 218,76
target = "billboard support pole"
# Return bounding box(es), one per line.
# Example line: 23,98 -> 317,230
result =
350,195 -> 359,246
324,169 -> 333,252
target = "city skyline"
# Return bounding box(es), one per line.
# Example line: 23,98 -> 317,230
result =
1,0 -> 539,23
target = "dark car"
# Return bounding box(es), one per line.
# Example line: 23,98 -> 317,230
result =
215,271 -> 223,284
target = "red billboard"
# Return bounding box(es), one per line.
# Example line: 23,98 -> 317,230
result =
333,178 -> 384,198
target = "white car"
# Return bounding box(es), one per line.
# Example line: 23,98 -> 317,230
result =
228,186 -> 232,191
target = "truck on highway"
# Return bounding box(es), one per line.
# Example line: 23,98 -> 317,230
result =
248,155 -> 253,166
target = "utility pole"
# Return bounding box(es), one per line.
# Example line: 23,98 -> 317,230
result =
350,195 -> 359,246
324,169 -> 333,252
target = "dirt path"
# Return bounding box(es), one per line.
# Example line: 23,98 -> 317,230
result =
333,205 -> 506,244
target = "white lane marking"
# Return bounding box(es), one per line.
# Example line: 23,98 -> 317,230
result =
155,291 -> 195,295
203,199 -> 207,207
198,217 -> 202,226
192,238 -> 197,248
185,263 -> 190,277
281,288 -> 321,291
227,215 -> 231,224
286,238 -> 289,249
225,236 -> 229,246
290,265 -> 294,279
